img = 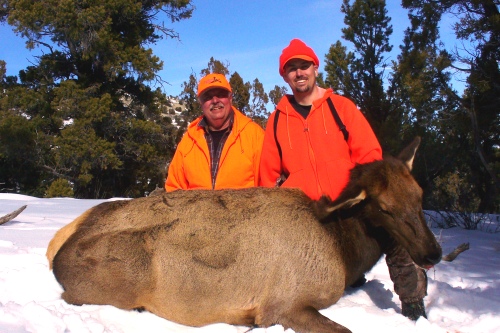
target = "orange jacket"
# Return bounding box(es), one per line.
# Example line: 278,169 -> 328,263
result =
259,89 -> 382,201
166,107 -> 264,191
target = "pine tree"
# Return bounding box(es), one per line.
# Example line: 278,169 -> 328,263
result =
1,0 -> 193,198
229,72 -> 250,114
248,78 -> 269,127
402,0 -> 499,212
324,0 -> 397,149
392,1 -> 465,211
179,72 -> 201,130
268,85 -> 288,108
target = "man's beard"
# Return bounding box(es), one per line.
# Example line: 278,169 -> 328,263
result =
294,84 -> 311,93
292,76 -> 313,93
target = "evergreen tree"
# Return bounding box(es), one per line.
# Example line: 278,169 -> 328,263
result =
324,0 -> 397,150
179,72 -> 201,130
0,107 -> 45,195
268,85 -> 288,108
248,78 -> 269,127
1,0 -> 193,198
201,57 -> 230,77
402,0 -> 499,212
229,72 -> 250,114
0,61 -> 53,196
393,1 -> 465,210
316,72 -> 327,89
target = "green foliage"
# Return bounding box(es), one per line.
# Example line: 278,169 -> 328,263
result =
430,171 -> 495,231
0,110 -> 45,195
1,0 -> 193,198
390,0 -> 463,206
248,78 -> 269,127
433,171 -> 480,213
229,72 -> 250,114
201,57 -> 230,77
0,60 -> 5,78
45,178 -> 74,198
325,41 -> 355,97
315,72 -> 327,89
2,1 -> 497,212
324,0 -> 498,213
402,0 -> 499,213
179,72 -> 201,132
55,121 -> 122,187
325,0 -> 398,149
268,85 -> 288,108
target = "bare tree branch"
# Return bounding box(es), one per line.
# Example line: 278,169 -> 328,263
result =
442,242 -> 470,262
0,205 -> 27,226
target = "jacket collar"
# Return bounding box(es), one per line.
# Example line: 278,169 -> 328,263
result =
276,88 -> 334,115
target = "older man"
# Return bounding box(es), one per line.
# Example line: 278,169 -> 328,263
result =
165,73 -> 264,191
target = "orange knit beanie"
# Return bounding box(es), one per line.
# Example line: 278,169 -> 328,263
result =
279,39 -> 319,75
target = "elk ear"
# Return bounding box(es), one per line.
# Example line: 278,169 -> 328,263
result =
313,189 -> 367,220
325,188 -> 367,213
397,136 -> 421,171
318,186 -> 366,214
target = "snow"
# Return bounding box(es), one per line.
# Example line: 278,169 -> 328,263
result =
1,193 -> 499,333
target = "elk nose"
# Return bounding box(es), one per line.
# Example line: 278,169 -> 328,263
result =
425,251 -> 442,266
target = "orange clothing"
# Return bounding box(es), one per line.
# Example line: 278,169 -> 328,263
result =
259,89 -> 382,201
166,107 -> 264,191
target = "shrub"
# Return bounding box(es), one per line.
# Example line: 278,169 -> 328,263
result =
431,171 -> 481,230
45,178 -> 74,198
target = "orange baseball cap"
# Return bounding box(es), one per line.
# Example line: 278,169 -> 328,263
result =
279,39 -> 319,76
197,73 -> 232,97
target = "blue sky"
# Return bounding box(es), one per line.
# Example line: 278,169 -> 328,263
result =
0,1 -> 460,98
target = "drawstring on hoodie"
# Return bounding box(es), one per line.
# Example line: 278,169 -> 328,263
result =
283,103 -> 329,150
286,107 -> 293,150
238,134 -> 244,154
321,104 -> 328,134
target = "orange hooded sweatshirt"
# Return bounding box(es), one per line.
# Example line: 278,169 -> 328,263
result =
166,107 -> 264,191
259,89 -> 382,201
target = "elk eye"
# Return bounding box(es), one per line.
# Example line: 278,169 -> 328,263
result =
378,207 -> 391,215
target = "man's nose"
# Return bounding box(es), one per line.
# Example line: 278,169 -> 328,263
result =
296,68 -> 307,76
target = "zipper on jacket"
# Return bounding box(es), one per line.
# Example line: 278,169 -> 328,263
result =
303,119 -> 323,197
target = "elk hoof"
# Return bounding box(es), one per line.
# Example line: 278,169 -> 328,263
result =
402,299 -> 427,321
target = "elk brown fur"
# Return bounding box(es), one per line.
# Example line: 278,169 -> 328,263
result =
47,137 -> 442,333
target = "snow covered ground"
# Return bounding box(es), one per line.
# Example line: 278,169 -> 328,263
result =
1,193 -> 499,333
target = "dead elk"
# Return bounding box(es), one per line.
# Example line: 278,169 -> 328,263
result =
47,137 -> 442,333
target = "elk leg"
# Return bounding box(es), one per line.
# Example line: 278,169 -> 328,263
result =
386,244 -> 428,302
280,306 -> 351,333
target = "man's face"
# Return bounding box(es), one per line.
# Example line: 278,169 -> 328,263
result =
199,88 -> 233,130
282,59 -> 318,94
